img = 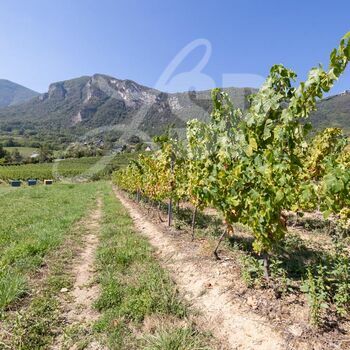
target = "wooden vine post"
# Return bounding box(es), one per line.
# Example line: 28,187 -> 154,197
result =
168,153 -> 175,227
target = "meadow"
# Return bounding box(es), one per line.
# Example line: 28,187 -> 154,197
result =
0,181 -> 210,349
0,182 -> 101,311
4,146 -> 39,157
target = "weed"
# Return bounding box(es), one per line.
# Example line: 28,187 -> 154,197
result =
0,268 -> 27,312
301,266 -> 329,326
270,258 -> 292,296
142,327 -> 211,350
240,254 -> 264,287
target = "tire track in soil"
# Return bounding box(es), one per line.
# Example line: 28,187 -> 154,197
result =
51,198 -> 106,350
115,188 -> 287,350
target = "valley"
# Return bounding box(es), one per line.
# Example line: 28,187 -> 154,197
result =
0,74 -> 349,156
0,4 -> 349,349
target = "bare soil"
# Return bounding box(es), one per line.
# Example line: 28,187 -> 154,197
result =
171,199 -> 350,349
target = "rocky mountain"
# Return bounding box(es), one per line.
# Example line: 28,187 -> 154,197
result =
0,73 -> 348,145
310,90 -> 350,134
0,79 -> 39,108
0,74 -> 255,142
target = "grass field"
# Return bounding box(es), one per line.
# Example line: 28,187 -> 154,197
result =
0,182 -> 101,312
0,182 -> 210,349
4,147 -> 39,157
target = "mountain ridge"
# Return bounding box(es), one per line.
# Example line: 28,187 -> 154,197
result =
310,90 -> 350,133
0,79 -> 39,108
0,74 -> 255,143
0,74 -> 349,145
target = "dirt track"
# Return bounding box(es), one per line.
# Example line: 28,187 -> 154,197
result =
115,189 -> 286,350
51,198 -> 106,350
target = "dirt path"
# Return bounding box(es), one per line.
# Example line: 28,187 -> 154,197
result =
51,198 -> 105,350
115,189 -> 287,350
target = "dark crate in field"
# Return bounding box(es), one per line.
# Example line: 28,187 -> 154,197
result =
27,179 -> 37,186
10,180 -> 21,187
44,179 -> 53,185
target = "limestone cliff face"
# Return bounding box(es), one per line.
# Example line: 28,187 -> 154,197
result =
85,74 -> 158,107
48,82 -> 67,100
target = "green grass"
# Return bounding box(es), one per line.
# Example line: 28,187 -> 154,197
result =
0,187 -> 100,349
0,186 -> 15,196
143,327 -> 211,350
4,147 -> 39,157
0,182 -> 101,312
0,182 -> 212,349
94,186 -> 211,349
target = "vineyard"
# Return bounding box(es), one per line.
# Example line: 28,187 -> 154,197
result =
113,33 -> 350,329
0,157 -> 102,181
0,153 -> 137,182
3,2 -> 350,349
0,32 -> 349,350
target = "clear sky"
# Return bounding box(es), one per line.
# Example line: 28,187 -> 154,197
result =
0,0 -> 349,94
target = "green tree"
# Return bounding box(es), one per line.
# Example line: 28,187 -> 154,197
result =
39,145 -> 54,163
0,144 -> 8,159
11,148 -> 23,164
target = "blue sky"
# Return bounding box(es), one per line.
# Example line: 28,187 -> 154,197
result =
0,0 -> 349,94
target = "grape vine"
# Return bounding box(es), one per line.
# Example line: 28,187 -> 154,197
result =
113,32 -> 350,279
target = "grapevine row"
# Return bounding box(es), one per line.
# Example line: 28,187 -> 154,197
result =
113,33 -> 350,276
